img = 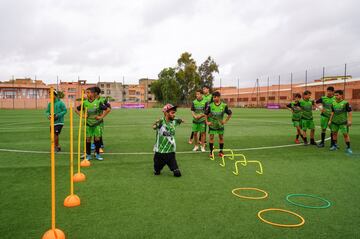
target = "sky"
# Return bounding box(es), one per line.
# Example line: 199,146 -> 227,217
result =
0,0 -> 359,87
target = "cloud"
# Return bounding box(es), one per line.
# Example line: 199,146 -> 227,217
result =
0,0 -> 359,86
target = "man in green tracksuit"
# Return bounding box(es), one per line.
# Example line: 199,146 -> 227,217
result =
45,90 -> 67,152
76,87 -> 111,160
316,86 -> 335,147
299,90 -> 317,146
205,91 -> 232,158
191,89 -> 207,152
328,90 -> 353,154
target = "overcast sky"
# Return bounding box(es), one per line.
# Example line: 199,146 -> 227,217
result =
0,0 -> 359,87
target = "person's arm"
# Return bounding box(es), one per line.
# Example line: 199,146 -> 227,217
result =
191,102 -> 198,119
56,102 -> 67,118
204,103 -> 212,126
328,105 -> 335,126
347,103 -> 352,127
45,103 -> 51,119
221,106 -> 232,125
152,119 -> 162,130
286,103 -> 293,112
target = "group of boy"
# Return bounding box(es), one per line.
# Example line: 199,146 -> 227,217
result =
46,87 -> 111,160
287,86 -> 352,154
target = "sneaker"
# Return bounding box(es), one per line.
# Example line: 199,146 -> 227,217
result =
295,139 -> 300,144
201,146 -> 206,152
193,146 -> 199,152
55,146 -> 61,153
91,143 -> 95,150
218,152 -> 224,157
99,148 -> 104,153
330,145 -> 338,151
303,141 -> 309,146
96,154 -> 104,161
209,153 -> 214,158
188,139 -> 193,144
154,171 -> 161,175
310,141 -> 317,146
317,142 -> 325,148
86,154 -> 92,160
345,148 -> 353,155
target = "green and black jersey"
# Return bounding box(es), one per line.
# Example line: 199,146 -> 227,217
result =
203,93 -> 212,103
331,100 -> 352,125
191,98 -> 207,123
286,101 -> 302,121
153,118 -> 183,153
77,98 -> 110,127
299,99 -> 315,120
205,101 -> 232,130
316,96 -> 335,118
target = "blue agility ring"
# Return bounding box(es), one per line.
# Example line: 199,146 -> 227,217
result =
286,194 -> 331,209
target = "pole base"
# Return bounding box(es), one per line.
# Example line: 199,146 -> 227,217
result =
42,229 -> 65,239
64,194 -> 81,207
73,172 -> 86,182
80,159 -> 91,167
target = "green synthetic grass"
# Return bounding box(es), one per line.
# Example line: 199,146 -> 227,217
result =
0,108 -> 359,239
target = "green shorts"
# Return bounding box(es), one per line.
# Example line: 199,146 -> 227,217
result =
292,120 -> 301,127
209,127 -> 224,135
301,119 -> 315,131
330,123 -> 348,134
192,122 -> 206,133
320,115 -> 330,130
86,125 -> 103,138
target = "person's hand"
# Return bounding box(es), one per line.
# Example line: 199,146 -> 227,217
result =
48,115 -> 51,120
206,121 -> 212,126
54,115 -> 59,120
95,115 -> 103,120
347,121 -> 352,127
328,121 -> 332,127
221,120 -> 227,125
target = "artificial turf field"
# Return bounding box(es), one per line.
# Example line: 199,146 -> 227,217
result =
0,108 -> 359,239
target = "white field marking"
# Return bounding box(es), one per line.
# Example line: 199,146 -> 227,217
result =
0,138 -> 330,155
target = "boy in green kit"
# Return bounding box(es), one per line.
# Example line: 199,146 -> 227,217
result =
328,90 -> 353,154
205,91 -> 232,157
316,86 -> 335,147
286,93 -> 304,144
299,90 -> 317,146
191,90 -> 207,152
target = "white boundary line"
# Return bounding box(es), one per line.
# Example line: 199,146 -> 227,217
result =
0,138 -> 330,155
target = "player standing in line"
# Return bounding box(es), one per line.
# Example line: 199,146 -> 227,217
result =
315,86 -> 335,148
328,90 -> 353,154
188,85 -> 212,144
76,87 -> 111,160
286,93 -> 305,144
191,90 -> 207,152
152,104 -> 184,177
45,90 -> 67,152
205,91 -> 232,157
299,90 -> 317,146
93,87 -> 110,153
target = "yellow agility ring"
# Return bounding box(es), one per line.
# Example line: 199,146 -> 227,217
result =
232,188 -> 268,200
257,208 -> 305,228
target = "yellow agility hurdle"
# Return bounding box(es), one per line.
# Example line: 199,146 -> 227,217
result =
210,149 -> 234,161
233,155 -> 263,175
220,152 -> 244,167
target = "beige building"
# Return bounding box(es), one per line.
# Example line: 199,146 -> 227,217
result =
97,81 -> 125,102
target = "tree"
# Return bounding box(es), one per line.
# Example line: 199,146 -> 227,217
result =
198,56 -> 219,90
150,67 -> 181,104
176,52 -> 201,103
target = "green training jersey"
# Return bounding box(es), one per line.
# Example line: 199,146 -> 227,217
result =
299,99 -> 315,120
153,118 -> 182,153
191,98 -> 207,123
286,101 -> 302,121
203,93 -> 212,103
79,98 -> 109,127
205,102 -> 232,130
45,98 -> 67,125
331,100 -> 352,125
316,96 -> 335,118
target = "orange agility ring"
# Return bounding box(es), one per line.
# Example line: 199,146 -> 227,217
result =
232,187 -> 268,200
257,208 -> 305,228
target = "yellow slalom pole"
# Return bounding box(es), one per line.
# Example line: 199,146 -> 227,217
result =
73,90 -> 86,182
42,87 -> 65,239
64,102 -> 81,207
80,108 -> 91,167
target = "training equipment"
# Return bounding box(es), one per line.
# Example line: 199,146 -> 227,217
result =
64,103 -> 81,208
42,87 -> 65,239
232,188 -> 268,200
257,208 -> 305,228
80,108 -> 91,167
74,90 -> 86,182
286,194 -> 331,209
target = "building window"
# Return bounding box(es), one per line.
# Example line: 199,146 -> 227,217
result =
353,89 -> 360,99
68,88 -> 76,93
106,90 -> 111,94
251,97 -> 256,101
268,96 -> 275,100
260,97 -> 265,101
280,96 -> 287,100
148,97 -> 152,101
68,95 -> 75,99
101,84 -> 104,88
101,90 -> 104,94
106,84 -> 110,88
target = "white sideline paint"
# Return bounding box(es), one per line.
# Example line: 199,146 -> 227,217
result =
0,138 -> 330,155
